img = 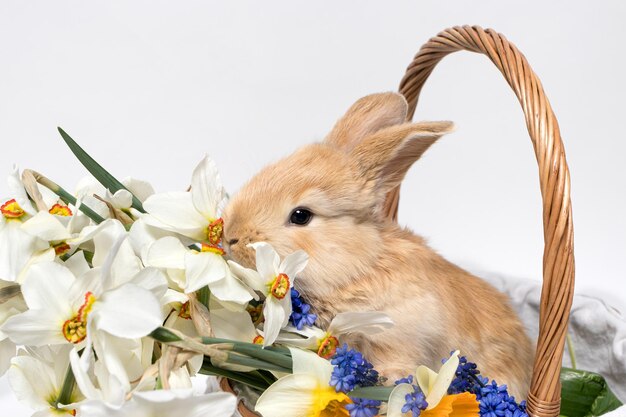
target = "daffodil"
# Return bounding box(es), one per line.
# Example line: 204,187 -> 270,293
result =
143,156 -> 227,244
229,242 -> 308,347
277,311 -> 394,359
8,345 -> 82,416
388,351 -> 479,417
0,167 -> 49,282
255,347 -> 351,417
145,235 -> 253,304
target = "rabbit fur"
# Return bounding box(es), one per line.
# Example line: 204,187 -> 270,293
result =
223,92 -> 534,398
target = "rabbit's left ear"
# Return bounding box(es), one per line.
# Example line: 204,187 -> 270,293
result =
350,121 -> 454,201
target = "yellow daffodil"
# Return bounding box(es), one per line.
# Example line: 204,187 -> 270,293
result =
388,351 -> 479,417
255,348 -> 351,417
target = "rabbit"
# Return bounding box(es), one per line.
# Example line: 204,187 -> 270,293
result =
222,92 -> 534,399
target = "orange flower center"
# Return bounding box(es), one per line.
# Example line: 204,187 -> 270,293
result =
206,218 -> 224,245
253,335 -> 264,345
52,241 -> 71,256
200,243 -> 225,256
49,203 -> 73,216
178,301 -> 192,320
317,335 -> 339,359
1,199 -> 25,219
269,273 -> 290,299
62,292 -> 96,344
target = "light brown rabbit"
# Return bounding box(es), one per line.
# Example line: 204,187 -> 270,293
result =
223,92 -> 534,398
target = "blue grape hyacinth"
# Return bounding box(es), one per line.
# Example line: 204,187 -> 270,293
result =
289,288 -> 317,330
345,398 -> 381,417
329,344 -> 379,393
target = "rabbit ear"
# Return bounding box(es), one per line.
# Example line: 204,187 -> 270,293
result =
324,92 -> 409,151
350,121 -> 454,203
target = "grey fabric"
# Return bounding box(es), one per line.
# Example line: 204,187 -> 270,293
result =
482,272 -> 626,402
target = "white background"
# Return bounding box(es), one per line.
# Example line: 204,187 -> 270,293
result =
1,1 -> 624,414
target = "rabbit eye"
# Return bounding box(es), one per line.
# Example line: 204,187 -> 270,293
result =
289,208 -> 313,226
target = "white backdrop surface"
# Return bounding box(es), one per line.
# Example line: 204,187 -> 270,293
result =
1,1 -> 625,414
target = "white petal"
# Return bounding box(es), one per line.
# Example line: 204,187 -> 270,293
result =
146,236 -> 187,269
128,217 -> 172,262
387,383 -> 414,417
129,267 -> 168,299
0,221 -> 48,282
8,355 -> 58,411
93,284 -> 163,338
250,242 -> 279,281
6,166 -> 36,215
423,350 -> 460,409
227,260 -> 265,294
207,268 -> 254,305
254,373 -> 319,417
143,192 -> 207,240
106,189 -> 133,210
69,348 -> 100,400
132,390 -> 237,417
275,326 -> 324,350
279,250 -> 309,280
21,211 -> 72,242
328,311 -> 394,336
416,365 -> 438,397
190,155 -> 224,218
122,177 -> 155,202
1,308 -> 68,345
20,261 -> 75,312
262,297 -> 287,347
63,251 -> 91,277
184,252 -> 226,293
289,346 -> 334,383
0,338 -> 16,376
209,298 -> 257,343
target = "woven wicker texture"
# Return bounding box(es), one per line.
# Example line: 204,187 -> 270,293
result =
389,25 -> 576,417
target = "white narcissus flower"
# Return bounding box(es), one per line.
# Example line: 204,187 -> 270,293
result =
0,279 -> 26,376
75,389 -> 237,417
75,176 -> 156,219
255,347 -> 351,417
276,311 -> 394,358
145,236 -> 253,304
0,167 -> 49,282
8,345 -> 82,416
143,156 -> 227,244
1,234 -> 166,348
228,242 -> 308,347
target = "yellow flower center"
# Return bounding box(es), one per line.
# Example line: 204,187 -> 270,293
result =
317,335 -> 339,359
62,292 -> 96,344
269,273 -> 290,299
178,301 -> 192,319
52,241 -> 71,256
200,243 -> 225,256
206,217 -> 224,245
49,203 -> 73,216
310,386 -> 351,417
253,335 -> 264,345
1,199 -> 25,219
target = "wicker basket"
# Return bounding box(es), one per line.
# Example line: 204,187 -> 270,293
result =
225,25 -> 575,417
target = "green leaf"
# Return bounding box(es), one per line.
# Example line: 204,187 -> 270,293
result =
560,368 -> 622,417
149,327 -> 182,343
57,127 -> 145,213
200,359 -> 269,391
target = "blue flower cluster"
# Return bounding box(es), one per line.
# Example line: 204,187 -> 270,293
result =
329,344 -> 379,393
329,344 -> 381,417
448,354 -> 528,417
401,385 -> 428,417
288,288 -> 317,330
345,398 -> 382,417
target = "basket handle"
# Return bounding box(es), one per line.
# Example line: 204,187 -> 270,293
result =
385,25 -> 575,417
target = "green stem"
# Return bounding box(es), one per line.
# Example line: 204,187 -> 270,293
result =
225,352 -> 291,373
350,386 -> 395,401
200,360 -> 268,391
197,286 -> 210,309
56,363 -> 76,407
566,333 -> 577,370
